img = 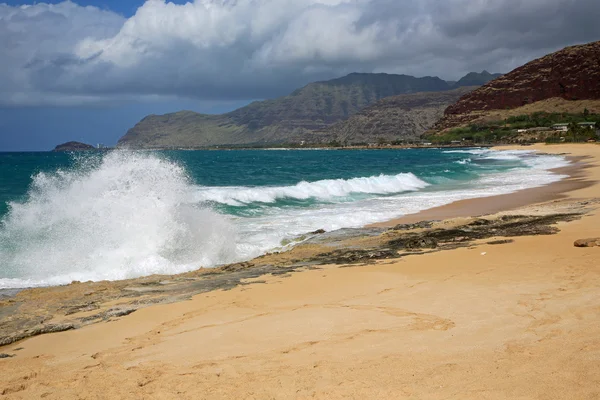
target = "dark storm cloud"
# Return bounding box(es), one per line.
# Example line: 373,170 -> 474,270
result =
1,0 -> 599,106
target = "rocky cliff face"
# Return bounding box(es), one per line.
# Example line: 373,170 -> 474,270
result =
313,87 -> 475,144
436,41 -> 600,131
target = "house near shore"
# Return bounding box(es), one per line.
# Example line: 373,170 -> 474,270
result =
552,122 -> 597,132
552,123 -> 569,132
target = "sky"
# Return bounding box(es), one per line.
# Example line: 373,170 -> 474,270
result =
1,0 -> 599,151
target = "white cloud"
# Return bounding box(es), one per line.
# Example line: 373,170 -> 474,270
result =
0,1 -> 124,105
1,0 -> 599,106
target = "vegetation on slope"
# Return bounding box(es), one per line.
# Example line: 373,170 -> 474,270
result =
435,41 -> 600,132
425,111 -> 600,144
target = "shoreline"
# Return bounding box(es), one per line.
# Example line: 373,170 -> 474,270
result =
2,143 -> 600,398
0,146 -> 589,294
370,153 -> 592,227
108,144 -> 497,151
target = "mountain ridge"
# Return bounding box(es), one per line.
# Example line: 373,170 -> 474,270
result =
117,71 -> 499,149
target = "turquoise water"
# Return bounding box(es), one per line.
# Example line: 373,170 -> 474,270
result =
0,148 -> 568,288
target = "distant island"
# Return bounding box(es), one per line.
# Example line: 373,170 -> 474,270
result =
52,141 -> 97,152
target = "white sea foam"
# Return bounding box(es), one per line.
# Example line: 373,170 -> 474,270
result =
455,158 -> 471,165
0,152 -> 237,288
444,148 -> 536,161
231,150 -> 570,260
0,148 -> 570,288
193,173 -> 429,206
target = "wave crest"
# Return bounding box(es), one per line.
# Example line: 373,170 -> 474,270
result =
194,173 -> 429,206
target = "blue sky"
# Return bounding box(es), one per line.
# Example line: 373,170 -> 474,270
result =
1,0 -> 599,151
3,0 -> 175,16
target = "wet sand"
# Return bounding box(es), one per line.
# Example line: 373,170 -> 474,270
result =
1,144 -> 600,399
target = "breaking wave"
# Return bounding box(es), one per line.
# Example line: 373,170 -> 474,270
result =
444,148 -> 536,161
193,173 -> 429,206
0,152 -> 237,288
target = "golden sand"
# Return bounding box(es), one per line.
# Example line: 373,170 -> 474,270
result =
1,144 -> 600,399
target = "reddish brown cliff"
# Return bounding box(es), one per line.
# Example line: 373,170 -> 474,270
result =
436,41 -> 600,130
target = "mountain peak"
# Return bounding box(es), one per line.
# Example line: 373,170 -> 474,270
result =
454,71 -> 503,87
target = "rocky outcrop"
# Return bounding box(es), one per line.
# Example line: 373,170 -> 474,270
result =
435,41 -> 600,131
52,141 -> 96,152
574,238 -> 600,247
315,87 -> 475,144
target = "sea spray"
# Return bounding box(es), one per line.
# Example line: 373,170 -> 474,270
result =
0,151 -> 236,288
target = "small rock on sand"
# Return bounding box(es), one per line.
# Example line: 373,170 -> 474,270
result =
574,238 -> 600,247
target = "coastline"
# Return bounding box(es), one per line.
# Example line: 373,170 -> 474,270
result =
0,144 -> 572,293
1,143 -> 600,398
370,152 -> 592,227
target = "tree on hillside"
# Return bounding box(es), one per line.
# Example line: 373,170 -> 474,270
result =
568,122 -> 580,142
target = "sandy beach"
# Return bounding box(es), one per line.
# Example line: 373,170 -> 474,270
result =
1,144 -> 600,399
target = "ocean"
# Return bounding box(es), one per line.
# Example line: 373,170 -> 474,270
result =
0,148 -> 569,289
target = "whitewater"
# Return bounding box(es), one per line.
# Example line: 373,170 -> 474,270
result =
0,148 -> 569,288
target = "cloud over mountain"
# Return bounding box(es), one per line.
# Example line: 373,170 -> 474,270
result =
2,0 -> 600,106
